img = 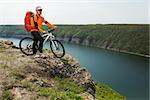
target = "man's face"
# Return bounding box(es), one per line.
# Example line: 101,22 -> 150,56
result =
36,9 -> 42,15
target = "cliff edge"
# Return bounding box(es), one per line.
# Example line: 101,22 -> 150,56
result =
0,40 -> 125,100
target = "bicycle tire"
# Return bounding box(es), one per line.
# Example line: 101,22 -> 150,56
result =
50,40 -> 65,58
19,37 -> 34,56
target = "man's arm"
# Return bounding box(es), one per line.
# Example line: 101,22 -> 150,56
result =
44,20 -> 57,28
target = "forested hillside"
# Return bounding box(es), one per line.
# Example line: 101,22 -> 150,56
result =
0,24 -> 149,56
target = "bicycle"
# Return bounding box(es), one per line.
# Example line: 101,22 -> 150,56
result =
19,28 -> 65,58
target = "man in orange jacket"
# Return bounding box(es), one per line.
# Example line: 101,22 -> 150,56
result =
30,6 -> 57,54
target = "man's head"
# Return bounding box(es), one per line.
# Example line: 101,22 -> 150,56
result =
36,6 -> 42,15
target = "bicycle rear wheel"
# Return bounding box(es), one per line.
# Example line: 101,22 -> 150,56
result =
19,37 -> 34,55
50,40 -> 65,58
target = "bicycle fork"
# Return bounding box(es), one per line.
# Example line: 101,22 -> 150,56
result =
52,41 -> 59,50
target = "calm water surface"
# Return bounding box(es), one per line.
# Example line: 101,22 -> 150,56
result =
0,37 -> 149,100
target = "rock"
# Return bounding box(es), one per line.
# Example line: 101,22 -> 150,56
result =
80,92 -> 95,100
11,88 -> 37,100
0,40 -> 16,48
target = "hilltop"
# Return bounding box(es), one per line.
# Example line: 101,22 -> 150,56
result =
0,40 -> 125,100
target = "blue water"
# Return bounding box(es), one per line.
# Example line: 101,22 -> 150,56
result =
0,37 -> 149,100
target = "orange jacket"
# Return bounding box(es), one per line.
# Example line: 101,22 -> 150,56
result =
30,14 -> 56,32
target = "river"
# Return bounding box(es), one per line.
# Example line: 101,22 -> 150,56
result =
0,37 -> 149,100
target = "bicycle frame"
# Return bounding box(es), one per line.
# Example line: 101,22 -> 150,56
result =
26,29 -> 58,51
42,32 -> 55,44
42,32 -> 59,50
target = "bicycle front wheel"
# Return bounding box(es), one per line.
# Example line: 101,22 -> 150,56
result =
19,37 -> 34,56
50,40 -> 65,58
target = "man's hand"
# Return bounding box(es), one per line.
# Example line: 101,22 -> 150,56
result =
53,26 -> 57,29
42,31 -> 47,34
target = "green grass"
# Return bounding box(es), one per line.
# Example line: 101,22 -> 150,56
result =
0,64 -> 9,69
2,90 -> 13,100
10,70 -> 26,80
95,83 -> 126,100
20,81 -> 33,91
0,48 -> 6,53
38,87 -> 83,100
54,77 -> 86,93
61,59 -> 69,65
37,79 -> 126,99
37,77 -> 85,99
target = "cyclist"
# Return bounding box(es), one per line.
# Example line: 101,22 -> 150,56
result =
30,6 -> 57,54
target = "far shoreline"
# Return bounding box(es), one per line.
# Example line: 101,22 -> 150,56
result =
67,41 -> 150,58
0,36 -> 149,59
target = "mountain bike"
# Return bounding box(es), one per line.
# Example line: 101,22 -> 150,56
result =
19,28 -> 65,58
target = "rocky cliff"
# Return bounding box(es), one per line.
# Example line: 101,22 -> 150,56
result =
0,40 -> 125,100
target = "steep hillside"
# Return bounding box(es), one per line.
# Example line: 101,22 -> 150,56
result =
0,24 -> 148,56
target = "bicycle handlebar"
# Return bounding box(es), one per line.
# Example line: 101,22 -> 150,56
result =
48,28 -> 55,33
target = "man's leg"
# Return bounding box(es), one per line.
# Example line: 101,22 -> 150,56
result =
38,34 -> 44,53
31,31 -> 44,53
31,31 -> 38,54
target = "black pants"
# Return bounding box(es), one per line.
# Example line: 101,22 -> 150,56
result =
31,31 -> 44,54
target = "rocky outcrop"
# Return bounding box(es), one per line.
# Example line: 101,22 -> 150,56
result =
35,53 -> 96,97
0,40 -> 95,100
0,40 -> 125,100
0,40 -> 15,48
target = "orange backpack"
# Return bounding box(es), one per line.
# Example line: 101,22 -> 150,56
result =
24,11 -> 34,32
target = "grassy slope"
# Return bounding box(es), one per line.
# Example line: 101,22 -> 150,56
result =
0,24 -> 149,56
